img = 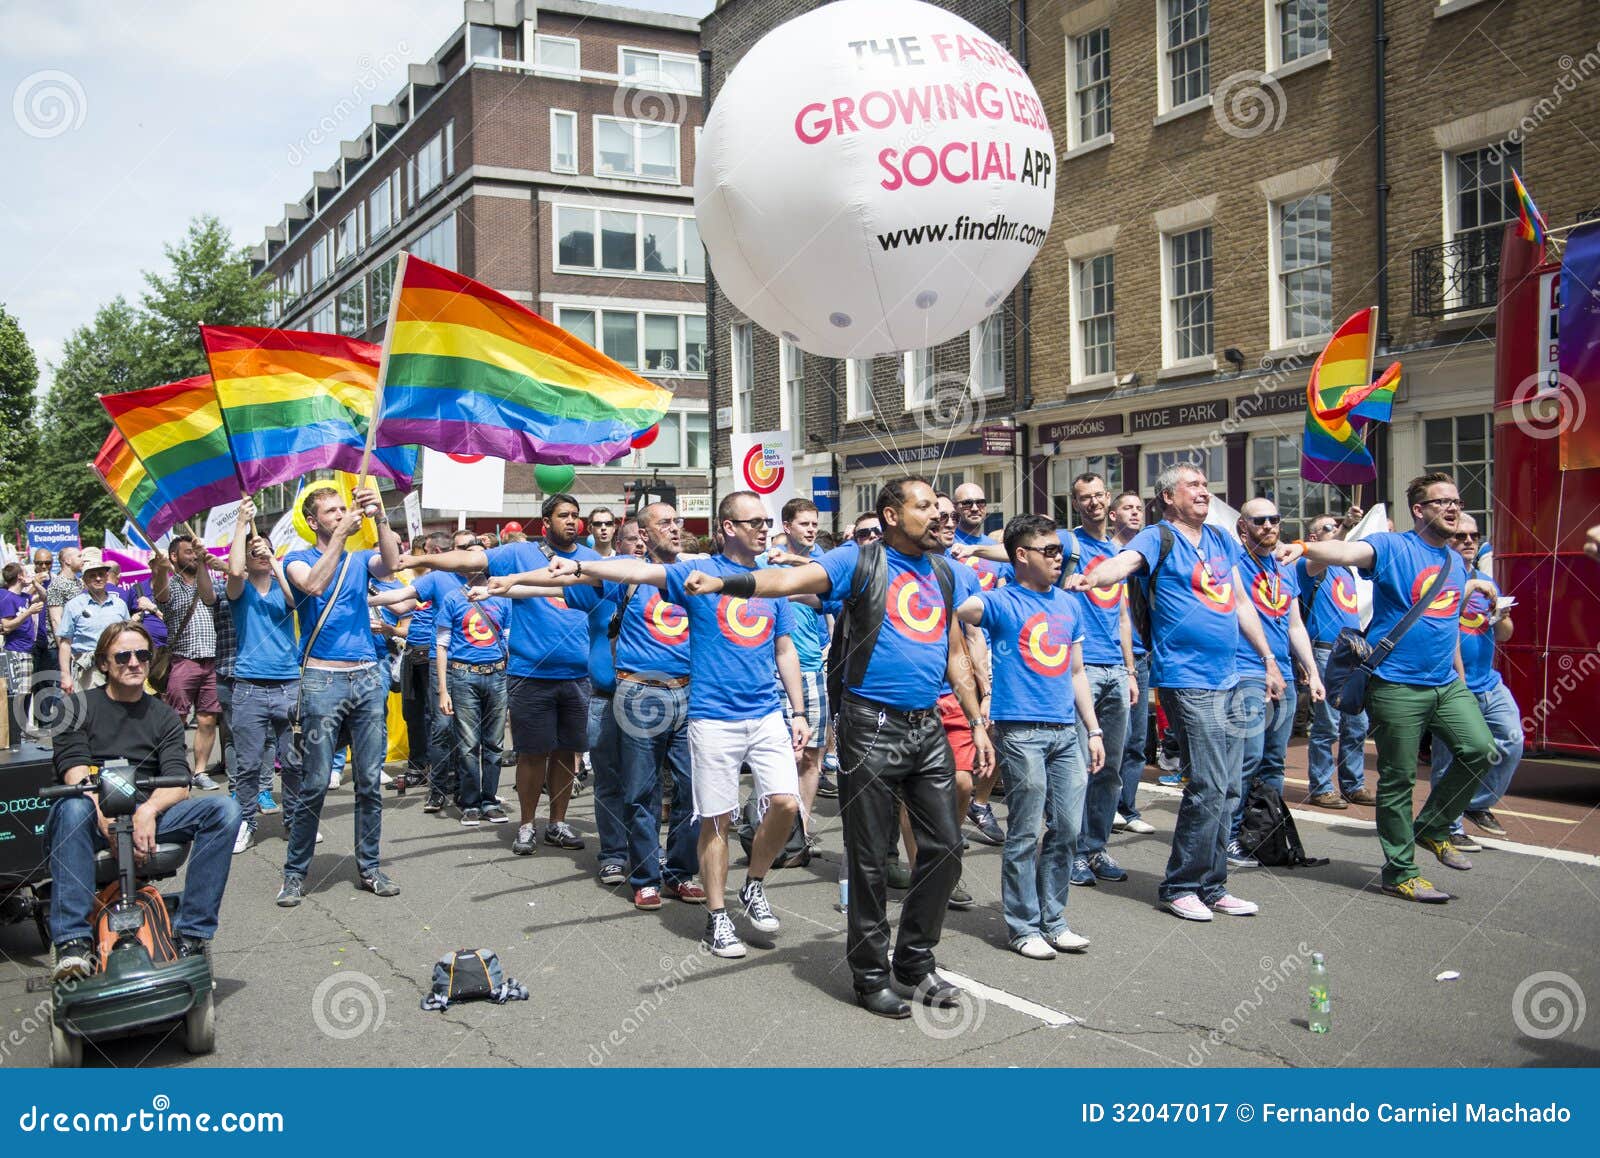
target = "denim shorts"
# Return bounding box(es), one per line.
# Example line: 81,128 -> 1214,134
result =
781,669 -> 829,749
508,675 -> 592,755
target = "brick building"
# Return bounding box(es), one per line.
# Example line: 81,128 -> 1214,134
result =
250,0 -> 712,532
1028,0 -> 1600,538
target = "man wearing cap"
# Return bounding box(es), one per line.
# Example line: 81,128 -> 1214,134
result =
57,549 -> 130,693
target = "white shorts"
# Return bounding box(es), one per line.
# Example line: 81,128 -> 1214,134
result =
687,712 -> 800,821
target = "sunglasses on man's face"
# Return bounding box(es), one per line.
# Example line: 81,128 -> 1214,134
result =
935,512 -> 956,525
854,527 -> 882,541
728,517 -> 774,531
956,499 -> 987,509
1022,544 -> 1064,560
1247,515 -> 1282,527
1453,532 -> 1480,542
112,648 -> 152,667
590,520 -> 616,530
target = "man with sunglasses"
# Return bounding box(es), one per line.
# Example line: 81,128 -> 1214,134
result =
589,507 -> 619,557
1296,514 -> 1374,809
1276,473 -> 1499,902
852,513 -> 883,544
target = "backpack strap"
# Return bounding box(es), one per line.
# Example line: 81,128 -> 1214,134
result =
1144,524 -> 1177,627
608,583 -> 641,666
1054,530 -> 1082,588
1298,564 -> 1328,626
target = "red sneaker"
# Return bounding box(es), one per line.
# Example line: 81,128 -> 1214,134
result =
662,879 -> 707,904
633,886 -> 662,910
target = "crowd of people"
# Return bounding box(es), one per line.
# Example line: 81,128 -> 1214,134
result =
24,466 -> 1571,1020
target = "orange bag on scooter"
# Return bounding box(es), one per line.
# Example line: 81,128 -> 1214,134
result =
90,880 -> 178,969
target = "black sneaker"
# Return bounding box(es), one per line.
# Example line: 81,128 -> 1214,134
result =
815,774 -> 839,798
423,790 -> 446,814
176,934 -> 209,961
512,823 -> 537,855
1464,809 -> 1507,837
51,938 -> 95,983
598,862 -> 626,886
460,807 -> 483,827
967,802 -> 1005,846
276,875 -> 305,908
480,804 -> 509,824
739,878 -> 780,932
703,910 -> 747,958
543,821 -> 585,849
360,870 -> 401,897
887,856 -> 912,890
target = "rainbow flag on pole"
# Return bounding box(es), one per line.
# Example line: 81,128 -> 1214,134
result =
1511,169 -> 1548,247
201,325 -> 417,493
1301,308 -> 1401,485
373,255 -> 672,464
100,375 -> 243,528
90,428 -> 184,539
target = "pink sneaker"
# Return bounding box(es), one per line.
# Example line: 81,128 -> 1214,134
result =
1210,894 -> 1260,916
1162,894 -> 1213,922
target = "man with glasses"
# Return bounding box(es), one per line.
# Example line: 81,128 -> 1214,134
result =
852,513 -> 883,544
589,507 -> 619,558
57,549 -> 130,695
1296,514 -> 1374,810
1277,473 -> 1499,903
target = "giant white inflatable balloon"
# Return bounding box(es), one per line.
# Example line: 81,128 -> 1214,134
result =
695,0 -> 1055,359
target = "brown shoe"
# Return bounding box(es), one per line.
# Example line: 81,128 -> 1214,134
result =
1343,787 -> 1378,806
1307,791 -> 1348,809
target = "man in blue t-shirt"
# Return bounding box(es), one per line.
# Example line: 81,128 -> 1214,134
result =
1295,514 -> 1373,809
435,582 -> 510,826
1071,465 -> 1283,923
1278,472 -> 1499,903
277,482 -> 404,907
537,491 -> 807,961
955,514 -> 1105,960
700,478 -> 993,1019
1108,490 -> 1158,833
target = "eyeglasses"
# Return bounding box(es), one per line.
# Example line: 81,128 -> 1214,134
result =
111,649 -> 152,666
1247,515 -> 1282,526
1311,523 -> 1339,536
590,520 -> 616,529
653,516 -> 687,528
956,499 -> 987,509
854,527 -> 883,541
1022,544 -> 1065,560
727,517 -> 775,530
1452,532 -> 1480,541
1420,498 -> 1463,510
936,513 -> 956,525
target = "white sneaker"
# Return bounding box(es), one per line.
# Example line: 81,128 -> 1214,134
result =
1048,927 -> 1092,952
232,821 -> 254,855
380,770 -> 394,786
316,828 -> 325,844
1123,816 -> 1156,835
1163,894 -> 1214,922
328,772 -> 342,790
1012,934 -> 1057,960
1210,893 -> 1260,917
1112,812 -> 1129,831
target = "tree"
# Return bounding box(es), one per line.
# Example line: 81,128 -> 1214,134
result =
0,303 -> 40,527
140,214 -> 269,384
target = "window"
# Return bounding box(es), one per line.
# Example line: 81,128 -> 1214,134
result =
780,339 -> 806,447
602,312 -> 638,366
620,48 -> 699,94
731,323 -> 753,432
1250,435 -> 1349,539
535,35 -> 580,75
368,176 -> 395,239
1070,29 -> 1112,146
684,316 -> 706,374
644,413 -> 682,468
683,217 -> 704,280
409,121 -> 454,204
1166,226 -> 1213,362
902,348 -> 935,409
559,308 -> 595,347
685,412 -> 709,469
594,116 -> 680,182
310,236 -> 329,287
413,213 -> 456,270
555,306 -> 704,375
1074,253 -> 1116,380
468,24 -> 500,61
1276,0 -> 1329,67
1276,193 -> 1332,342
337,282 -> 366,336
282,260 -> 302,303
335,210 -> 359,266
853,484 -> 878,520
1163,0 -> 1210,110
552,205 -> 701,278
1449,143 -> 1520,311
310,300 -> 336,334
369,256 -> 398,324
970,312 -> 1005,397
846,358 -> 874,420
550,110 -> 577,173
1425,413 -> 1493,538
1050,454 -> 1124,527
1145,448 -> 1226,502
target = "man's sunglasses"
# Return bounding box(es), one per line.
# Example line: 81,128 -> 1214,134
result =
956,499 -> 987,509
854,527 -> 883,541
728,517 -> 775,530
1247,515 -> 1282,526
1022,544 -> 1064,560
112,649 -> 152,666
590,520 -> 616,529
1452,532 -> 1480,541
936,512 -> 956,525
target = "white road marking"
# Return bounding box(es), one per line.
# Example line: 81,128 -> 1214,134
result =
935,965 -> 1078,1027
1279,775 -> 1578,825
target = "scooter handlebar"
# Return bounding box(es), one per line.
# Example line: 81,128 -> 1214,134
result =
37,782 -> 84,799
38,773 -> 195,797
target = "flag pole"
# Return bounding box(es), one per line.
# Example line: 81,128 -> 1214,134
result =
85,462 -> 156,550
357,252 -> 410,511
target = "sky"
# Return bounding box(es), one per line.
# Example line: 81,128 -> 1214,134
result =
0,0 -> 714,389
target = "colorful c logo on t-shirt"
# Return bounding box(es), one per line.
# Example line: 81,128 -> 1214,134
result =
1019,612 -> 1073,677
1410,566 -> 1461,618
1082,554 -> 1123,610
544,593 -> 569,612
963,555 -> 999,591
716,596 -> 773,647
462,606 -> 498,648
1251,570 -> 1290,618
1190,560 -> 1236,613
1330,572 -> 1360,614
1459,593 -> 1493,635
887,572 -> 946,643
644,591 -> 689,645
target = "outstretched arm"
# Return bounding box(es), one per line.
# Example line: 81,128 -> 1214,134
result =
1068,547 -> 1145,591
686,561 -> 831,599
367,583 -> 419,608
1277,537 -> 1376,572
402,546 -> 489,576
545,555 -> 667,589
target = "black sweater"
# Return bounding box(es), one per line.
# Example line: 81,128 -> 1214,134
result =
52,687 -> 190,793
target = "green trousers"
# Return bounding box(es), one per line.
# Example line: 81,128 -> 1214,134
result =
1365,677 -> 1496,885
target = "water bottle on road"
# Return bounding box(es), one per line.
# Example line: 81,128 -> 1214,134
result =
1309,952 -> 1330,1033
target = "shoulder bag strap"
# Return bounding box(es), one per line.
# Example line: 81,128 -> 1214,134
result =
292,552 -> 356,726
1360,557 -> 1446,673
608,583 -> 640,665
168,578 -> 203,653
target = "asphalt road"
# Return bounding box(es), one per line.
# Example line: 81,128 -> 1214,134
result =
3,757 -> 1597,1069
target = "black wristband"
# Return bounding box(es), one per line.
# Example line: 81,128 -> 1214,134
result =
720,572 -> 757,598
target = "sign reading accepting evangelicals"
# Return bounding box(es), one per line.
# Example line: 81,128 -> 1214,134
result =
729,431 -> 796,528
694,0 -> 1055,359
25,520 -> 79,554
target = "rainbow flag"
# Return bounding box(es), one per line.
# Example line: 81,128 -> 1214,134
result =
90,428 -> 184,539
373,255 -> 672,464
1301,308 -> 1401,485
201,325 -> 417,493
1512,169 -> 1548,247
100,375 -> 243,529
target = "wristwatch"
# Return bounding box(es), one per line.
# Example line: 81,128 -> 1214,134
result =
1087,728 -> 1104,738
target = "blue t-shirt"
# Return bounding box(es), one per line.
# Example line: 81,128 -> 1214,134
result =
1236,549 -> 1298,675
758,545 -> 834,672
1360,530 -> 1468,687
486,540 -> 599,680
407,569 -> 465,648
819,542 -> 978,710
122,580 -> 167,648
662,555 -> 792,720
1456,567 -> 1501,695
0,589 -> 36,652
285,547 -> 380,664
1129,522 -> 1242,691
437,586 -> 510,663
978,585 -> 1083,724
229,578 -> 298,680
567,579 -> 691,680
368,578 -> 403,663
1296,560 -> 1362,645
954,528 -> 1008,593
1070,528 -> 1127,667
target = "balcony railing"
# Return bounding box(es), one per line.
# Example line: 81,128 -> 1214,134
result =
1411,230 -> 1502,319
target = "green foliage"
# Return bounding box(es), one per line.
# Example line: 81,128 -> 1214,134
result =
0,303 -> 40,521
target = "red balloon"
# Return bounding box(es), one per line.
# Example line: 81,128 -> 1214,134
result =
502,521 -> 524,535
630,424 -> 660,449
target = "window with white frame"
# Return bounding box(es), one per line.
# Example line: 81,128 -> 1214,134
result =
683,315 -> 706,375
730,322 -> 753,432
550,110 -> 577,173
1050,455 -> 1124,527
1074,253 -> 1116,380
369,255 -> 398,323
1145,448 -> 1226,501
1070,29 -> 1112,146
337,282 -> 366,336
1165,226 -> 1213,362
467,25 -> 500,61
368,176 -> 396,240
846,358 -> 875,419
902,347 -> 935,409
310,300 -> 336,333
1250,434 -> 1349,540
594,116 -> 679,182
780,339 -> 806,447
535,35 -> 580,75
1276,193 -> 1332,342
620,48 -> 699,94
283,260 -> 302,303
1447,142 -> 1520,311
555,307 -> 703,375
970,312 -> 1005,397
553,205 -> 701,279
409,121 -> 454,205
1425,413 -> 1493,538
1161,0 -> 1210,111
853,484 -> 878,520
310,235 -> 329,287
644,413 -> 682,468
413,214 -> 456,270
685,412 -> 709,469
335,210 -> 359,266
1274,0 -> 1329,68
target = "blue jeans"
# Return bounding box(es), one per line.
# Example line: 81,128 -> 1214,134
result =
47,793 -> 241,942
1307,644 -> 1369,796
997,723 -> 1088,942
449,666 -> 507,810
607,680 -> 698,888
1077,664 -> 1129,857
231,678 -> 300,830
216,677 -> 238,780
427,664 -> 458,796
284,665 -> 388,880
1430,680 -> 1524,832
587,693 -> 609,752
1231,677 -> 1298,840
1159,687 -> 1245,904
1117,654 -> 1151,821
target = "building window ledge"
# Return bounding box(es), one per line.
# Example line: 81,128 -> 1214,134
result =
1434,307 -> 1496,332
1153,95 -> 1212,128
1268,48 -> 1331,83
1063,133 -> 1114,161
1434,0 -> 1495,18
1156,356 -> 1217,381
1264,339 -> 1330,364
1068,372 -> 1117,393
